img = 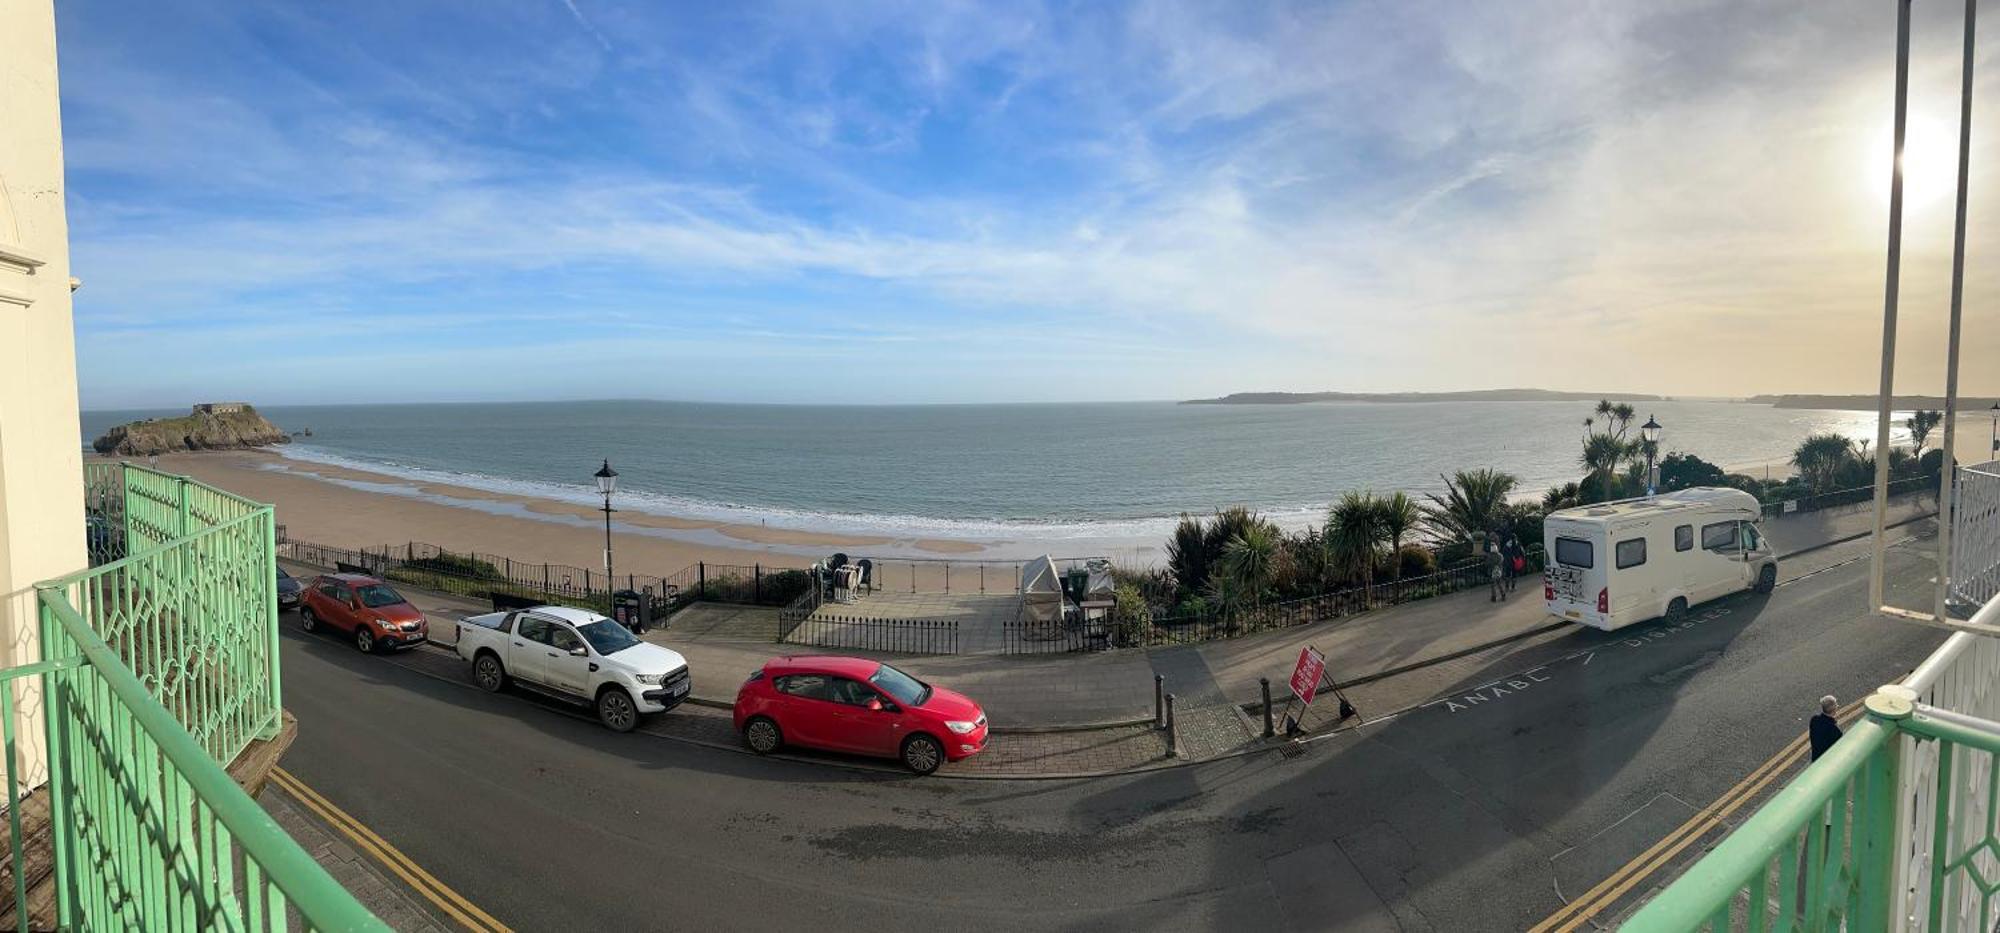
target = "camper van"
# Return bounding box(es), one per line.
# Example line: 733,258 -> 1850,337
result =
1542,487 -> 1778,632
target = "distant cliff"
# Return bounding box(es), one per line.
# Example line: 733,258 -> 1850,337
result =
92,404 -> 291,456
1182,388 -> 1668,405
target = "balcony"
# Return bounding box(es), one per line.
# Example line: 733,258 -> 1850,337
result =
1,463 -> 379,931
1627,463 -> 2000,932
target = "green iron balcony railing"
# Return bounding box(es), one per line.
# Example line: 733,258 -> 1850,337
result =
1625,614 -> 2000,931
3,462 -> 382,931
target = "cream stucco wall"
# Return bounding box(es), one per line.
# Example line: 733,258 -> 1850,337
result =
0,0 -> 86,789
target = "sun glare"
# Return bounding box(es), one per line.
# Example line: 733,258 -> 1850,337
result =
1873,115 -> 1961,209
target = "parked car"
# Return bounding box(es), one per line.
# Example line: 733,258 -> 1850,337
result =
733,656 -> 988,774
454,605 -> 690,732
276,566 -> 303,611
298,573 -> 428,653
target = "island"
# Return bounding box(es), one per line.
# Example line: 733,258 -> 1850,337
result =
92,402 -> 292,456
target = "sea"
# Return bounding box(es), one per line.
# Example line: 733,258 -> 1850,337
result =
79,399 -> 1904,558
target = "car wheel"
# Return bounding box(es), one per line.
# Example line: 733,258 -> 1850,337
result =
300,607 -> 318,633
743,716 -> 782,755
1755,564 -> 1777,593
598,688 -> 638,733
473,653 -> 507,693
354,626 -> 376,654
901,734 -> 944,775
1664,597 -> 1688,625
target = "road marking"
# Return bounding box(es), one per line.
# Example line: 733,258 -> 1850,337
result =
272,768 -> 513,933
1528,699 -> 1865,932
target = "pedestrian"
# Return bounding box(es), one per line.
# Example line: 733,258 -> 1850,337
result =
1810,695 -> 1842,761
1501,531 -> 1526,593
1486,536 -> 1506,602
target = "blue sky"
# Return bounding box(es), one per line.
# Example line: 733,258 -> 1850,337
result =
55,0 -> 2000,408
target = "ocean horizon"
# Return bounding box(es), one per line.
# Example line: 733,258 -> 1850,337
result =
80,398 -> 1907,549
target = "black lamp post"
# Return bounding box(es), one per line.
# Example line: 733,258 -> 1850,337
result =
594,460 -> 618,591
1641,415 -> 1663,495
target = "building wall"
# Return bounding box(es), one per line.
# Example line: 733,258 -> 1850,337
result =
0,0 -> 86,788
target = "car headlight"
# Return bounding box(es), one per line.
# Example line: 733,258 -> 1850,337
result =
946,720 -> 979,734
635,672 -> 668,686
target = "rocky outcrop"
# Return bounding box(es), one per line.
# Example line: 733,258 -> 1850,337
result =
93,404 -> 292,456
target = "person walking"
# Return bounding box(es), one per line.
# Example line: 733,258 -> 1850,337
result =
1810,695 -> 1842,761
1485,536 -> 1506,602
1501,531 -> 1525,594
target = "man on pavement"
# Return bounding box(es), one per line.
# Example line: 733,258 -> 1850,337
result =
1810,695 -> 1842,761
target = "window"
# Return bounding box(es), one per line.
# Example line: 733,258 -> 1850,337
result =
1555,537 -> 1594,569
1675,525 -> 1693,552
869,664 -> 931,707
576,620 -> 639,655
1702,522 -> 1740,552
356,584 -> 406,608
1616,538 -> 1646,569
775,674 -> 832,701
1744,524 -> 1762,551
826,678 -> 878,707
316,582 -> 343,600
516,616 -> 552,644
548,627 -> 583,653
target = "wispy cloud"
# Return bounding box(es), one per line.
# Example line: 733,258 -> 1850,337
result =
52,0 -> 2000,407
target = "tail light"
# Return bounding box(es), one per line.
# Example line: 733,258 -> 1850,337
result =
1597,588 -> 1609,613
1544,583 -> 1555,601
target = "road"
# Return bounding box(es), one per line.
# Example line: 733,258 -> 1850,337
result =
275,533 -> 1949,931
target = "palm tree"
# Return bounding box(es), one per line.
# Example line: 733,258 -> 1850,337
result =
1421,469 -> 1519,544
1543,482 -> 1585,512
1211,522 -> 1280,613
1792,433 -> 1855,493
1906,409 -> 1943,458
1327,491 -> 1389,606
1380,491 -> 1420,588
1581,432 -> 1630,502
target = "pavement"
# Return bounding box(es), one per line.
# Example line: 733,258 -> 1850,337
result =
268,524 -> 1955,931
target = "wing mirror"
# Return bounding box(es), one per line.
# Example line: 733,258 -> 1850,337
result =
865,696 -> 884,711
569,645 -> 588,657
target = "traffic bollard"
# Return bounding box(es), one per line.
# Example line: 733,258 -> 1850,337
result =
1154,674 -> 1165,728
1165,693 -> 1178,758
1261,677 -> 1274,737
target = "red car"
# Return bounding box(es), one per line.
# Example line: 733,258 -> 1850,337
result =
733,656 -> 988,774
298,573 -> 429,653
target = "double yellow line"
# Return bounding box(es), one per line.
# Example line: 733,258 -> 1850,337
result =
1529,699 -> 1865,932
272,768 -> 512,933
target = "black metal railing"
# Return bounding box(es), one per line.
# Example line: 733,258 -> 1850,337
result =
781,615 -> 959,655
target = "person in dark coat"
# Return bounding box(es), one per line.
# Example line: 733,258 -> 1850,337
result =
1809,695 -> 1842,761
1501,531 -> 1526,593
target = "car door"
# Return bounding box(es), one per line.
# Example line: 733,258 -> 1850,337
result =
828,678 -> 904,756
317,581 -> 357,632
541,624 -> 593,697
1697,520 -> 1743,602
772,673 -> 838,748
508,615 -> 554,686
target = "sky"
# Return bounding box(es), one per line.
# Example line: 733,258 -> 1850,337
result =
51,0 -> 2000,408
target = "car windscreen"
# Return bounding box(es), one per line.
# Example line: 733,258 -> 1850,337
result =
577,620 -> 639,655
869,664 -> 930,707
356,584 -> 406,608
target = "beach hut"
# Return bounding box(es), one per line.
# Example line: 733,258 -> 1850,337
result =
1019,555 -> 1066,630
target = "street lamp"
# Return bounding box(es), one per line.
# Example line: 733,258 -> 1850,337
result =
594,460 -> 618,591
1641,415 -> 1663,495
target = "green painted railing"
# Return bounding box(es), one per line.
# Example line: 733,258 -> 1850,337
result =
1624,691 -> 2000,931
2,462 -> 382,931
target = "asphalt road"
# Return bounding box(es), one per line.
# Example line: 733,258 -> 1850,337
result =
276,534 -> 1949,932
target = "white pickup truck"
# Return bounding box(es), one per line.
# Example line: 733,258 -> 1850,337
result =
454,604 -> 691,732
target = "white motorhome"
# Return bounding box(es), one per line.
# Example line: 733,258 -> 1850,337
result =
1542,487 -> 1778,631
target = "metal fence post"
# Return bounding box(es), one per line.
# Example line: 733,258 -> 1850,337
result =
1154,675 -> 1164,728
754,564 -> 762,603
1261,677 -> 1274,737
1165,694 -> 1178,758
699,562 -> 707,600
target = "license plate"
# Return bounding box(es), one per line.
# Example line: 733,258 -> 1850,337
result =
670,683 -> 688,696
1565,610 -> 1581,619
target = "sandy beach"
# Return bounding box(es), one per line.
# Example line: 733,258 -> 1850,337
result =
140,450 -> 990,581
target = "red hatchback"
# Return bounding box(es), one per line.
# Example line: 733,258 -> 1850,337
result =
298,573 -> 429,653
734,656 -> 988,774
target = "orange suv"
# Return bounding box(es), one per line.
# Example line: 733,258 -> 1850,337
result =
299,572 -> 429,653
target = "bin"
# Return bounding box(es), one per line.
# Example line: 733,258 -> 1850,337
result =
612,589 -> 644,632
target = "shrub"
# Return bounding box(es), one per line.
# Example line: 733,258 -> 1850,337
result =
1393,544 -> 1436,580
401,552 -> 502,580
1109,582 -> 1150,647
